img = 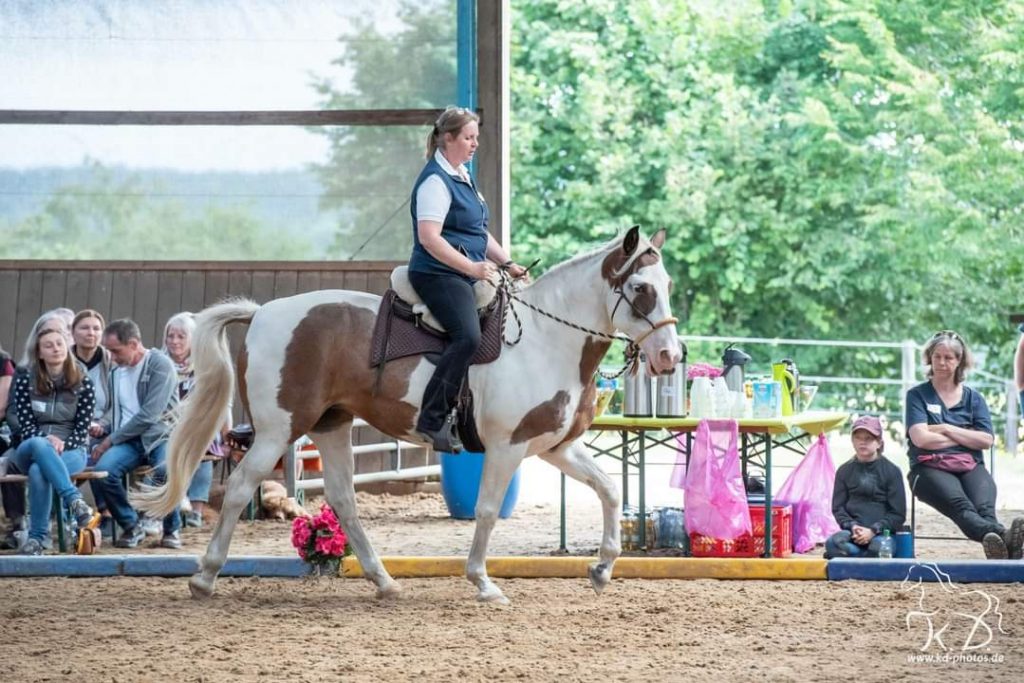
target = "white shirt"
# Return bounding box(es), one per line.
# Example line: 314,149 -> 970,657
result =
415,150 -> 471,223
114,350 -> 146,429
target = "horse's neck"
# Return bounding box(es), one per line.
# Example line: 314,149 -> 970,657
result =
517,255 -> 610,337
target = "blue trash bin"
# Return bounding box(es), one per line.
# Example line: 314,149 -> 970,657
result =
439,451 -> 520,520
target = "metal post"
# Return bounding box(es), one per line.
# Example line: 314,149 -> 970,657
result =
639,430 -> 647,548
1006,380 -> 1019,456
559,472 -> 567,552
763,433 -> 773,558
900,340 -> 918,443
284,441 -> 297,499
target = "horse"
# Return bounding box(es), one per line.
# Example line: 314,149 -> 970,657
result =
135,226 -> 682,605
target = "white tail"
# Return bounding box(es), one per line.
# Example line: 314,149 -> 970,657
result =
132,298 -> 260,517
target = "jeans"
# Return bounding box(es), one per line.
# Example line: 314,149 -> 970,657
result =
187,460 -> 213,503
825,530 -> 883,558
909,464 -> 1002,542
10,437 -> 87,542
407,270 -> 482,432
94,438 -> 180,534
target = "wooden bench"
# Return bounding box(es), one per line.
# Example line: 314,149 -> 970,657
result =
0,469 -> 109,553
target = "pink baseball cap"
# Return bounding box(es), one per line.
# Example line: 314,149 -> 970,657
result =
851,415 -> 884,452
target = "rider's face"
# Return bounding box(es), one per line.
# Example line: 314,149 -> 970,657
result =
442,121 -> 479,167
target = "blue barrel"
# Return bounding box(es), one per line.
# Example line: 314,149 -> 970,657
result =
439,451 -> 521,520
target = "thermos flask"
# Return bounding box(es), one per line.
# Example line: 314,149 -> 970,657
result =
655,342 -> 687,417
721,344 -> 752,393
623,352 -> 652,417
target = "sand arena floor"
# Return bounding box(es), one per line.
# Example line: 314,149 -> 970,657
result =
1,491 -> 1023,682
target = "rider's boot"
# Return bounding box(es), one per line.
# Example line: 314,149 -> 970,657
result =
416,412 -> 463,454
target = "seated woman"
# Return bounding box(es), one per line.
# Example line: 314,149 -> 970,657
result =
906,330 -> 1024,560
162,312 -> 230,528
8,327 -> 100,555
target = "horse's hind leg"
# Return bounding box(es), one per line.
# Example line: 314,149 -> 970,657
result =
539,439 -> 622,594
465,446 -> 526,605
313,421 -> 400,599
190,432 -> 288,600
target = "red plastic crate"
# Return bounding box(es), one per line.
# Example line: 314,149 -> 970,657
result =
688,504 -> 793,558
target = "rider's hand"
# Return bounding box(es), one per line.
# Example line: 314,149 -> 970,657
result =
506,262 -> 530,281
470,260 -> 498,282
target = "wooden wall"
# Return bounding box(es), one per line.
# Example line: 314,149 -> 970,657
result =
0,260 -> 422,476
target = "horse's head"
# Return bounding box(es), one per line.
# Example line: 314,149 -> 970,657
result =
602,226 -> 682,376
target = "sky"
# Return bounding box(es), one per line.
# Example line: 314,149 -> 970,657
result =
0,0 -> 413,171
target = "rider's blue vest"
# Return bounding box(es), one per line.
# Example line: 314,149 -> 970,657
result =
408,156 -> 489,282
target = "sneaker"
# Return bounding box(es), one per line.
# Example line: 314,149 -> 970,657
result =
160,530 -> 182,549
183,510 -> 203,528
114,524 -> 146,549
982,531 -> 1009,560
68,497 -> 100,532
1,517 -> 26,550
19,537 -> 44,556
139,516 -> 162,537
1003,517 -> 1024,561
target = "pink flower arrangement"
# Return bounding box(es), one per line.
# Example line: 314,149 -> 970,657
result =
291,504 -> 349,573
688,362 -> 723,380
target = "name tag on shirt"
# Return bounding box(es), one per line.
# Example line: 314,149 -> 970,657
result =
926,403 -> 942,415
31,400 -> 47,413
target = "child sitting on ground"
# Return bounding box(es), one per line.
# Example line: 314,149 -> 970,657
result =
825,415 -> 906,558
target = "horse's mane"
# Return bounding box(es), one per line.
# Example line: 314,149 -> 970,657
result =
528,229 -> 655,287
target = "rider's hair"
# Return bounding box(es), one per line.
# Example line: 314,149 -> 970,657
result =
425,106 -> 480,159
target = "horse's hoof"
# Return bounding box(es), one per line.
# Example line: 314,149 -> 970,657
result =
589,562 -> 612,595
375,579 -> 402,600
189,574 -> 215,600
477,586 -> 510,606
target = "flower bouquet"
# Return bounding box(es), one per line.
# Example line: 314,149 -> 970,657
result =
291,503 -> 349,577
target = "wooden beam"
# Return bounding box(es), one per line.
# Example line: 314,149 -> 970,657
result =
0,260 -> 402,272
0,109 -> 444,126
477,0 -> 509,248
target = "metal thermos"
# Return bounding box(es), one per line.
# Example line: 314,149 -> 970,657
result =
722,343 -> 752,393
623,352 -> 652,417
655,343 -> 687,417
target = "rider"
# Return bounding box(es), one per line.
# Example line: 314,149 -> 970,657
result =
407,106 -> 526,453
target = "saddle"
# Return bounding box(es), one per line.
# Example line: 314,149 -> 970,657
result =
369,267 -> 505,369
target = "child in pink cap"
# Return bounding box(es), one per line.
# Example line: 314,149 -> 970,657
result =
824,415 -> 906,559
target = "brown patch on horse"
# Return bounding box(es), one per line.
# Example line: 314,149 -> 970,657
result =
601,245 -> 660,289
276,302 -> 420,442
510,390 -> 571,445
557,336 -> 611,448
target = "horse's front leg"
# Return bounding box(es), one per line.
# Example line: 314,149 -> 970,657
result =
539,439 -> 622,594
465,444 -> 526,605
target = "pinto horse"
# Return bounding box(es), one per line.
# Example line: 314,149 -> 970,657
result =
135,226 -> 681,604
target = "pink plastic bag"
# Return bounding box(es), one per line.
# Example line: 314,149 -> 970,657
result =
775,433 -> 840,553
676,420 -> 752,540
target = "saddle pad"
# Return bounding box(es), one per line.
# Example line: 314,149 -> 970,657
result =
370,289 -> 505,368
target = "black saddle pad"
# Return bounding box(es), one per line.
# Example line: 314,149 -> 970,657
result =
369,288 -> 505,369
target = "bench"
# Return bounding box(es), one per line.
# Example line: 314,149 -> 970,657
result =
0,469 -> 109,553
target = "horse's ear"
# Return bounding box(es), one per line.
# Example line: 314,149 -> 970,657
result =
623,225 -> 640,256
650,228 -> 667,249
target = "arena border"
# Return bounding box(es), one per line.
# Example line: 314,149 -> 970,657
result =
0,555 -> 827,579
3,556 -> 1021,582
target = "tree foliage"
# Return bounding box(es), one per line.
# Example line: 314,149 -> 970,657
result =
510,0 -> 1024,378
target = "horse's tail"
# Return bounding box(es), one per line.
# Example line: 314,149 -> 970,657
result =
132,298 -> 260,517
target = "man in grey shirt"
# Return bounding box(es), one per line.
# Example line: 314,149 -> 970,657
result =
91,319 -> 181,549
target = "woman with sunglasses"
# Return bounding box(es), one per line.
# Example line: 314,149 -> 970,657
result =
906,330 -> 1024,559
406,106 -> 527,453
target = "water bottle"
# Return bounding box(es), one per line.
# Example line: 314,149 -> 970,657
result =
878,529 -> 893,559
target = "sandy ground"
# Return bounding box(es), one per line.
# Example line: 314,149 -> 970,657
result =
3,437 -> 1024,682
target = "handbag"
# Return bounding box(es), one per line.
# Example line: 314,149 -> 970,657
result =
918,452 -> 977,473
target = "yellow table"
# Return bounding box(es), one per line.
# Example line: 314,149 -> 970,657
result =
568,411 -> 849,556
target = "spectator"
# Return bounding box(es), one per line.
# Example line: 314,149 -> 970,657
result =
906,330 -> 1024,560
2,312 -> 72,549
0,342 -> 18,548
161,312 -> 230,529
18,310 -> 71,367
825,415 -> 906,558
72,309 -> 115,537
0,341 -> 13,441
8,328 -> 100,555
91,319 -> 181,549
